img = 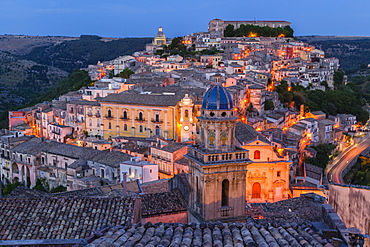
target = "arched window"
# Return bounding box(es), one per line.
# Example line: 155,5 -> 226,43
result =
222,179 -> 229,207
252,182 -> 261,198
123,110 -> 128,119
139,125 -> 143,132
254,150 -> 261,159
196,176 -> 200,204
12,163 -> 19,174
124,124 -> 128,131
108,122 -> 112,129
155,126 -> 160,136
184,110 -> 189,119
138,112 -> 143,120
107,109 -> 112,118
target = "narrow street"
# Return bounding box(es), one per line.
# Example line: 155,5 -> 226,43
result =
327,133 -> 370,184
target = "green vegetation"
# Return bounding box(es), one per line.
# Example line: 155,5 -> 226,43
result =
344,156 -> 370,186
33,178 -> 49,192
31,69 -> 91,105
274,79 -> 369,125
264,100 -> 274,110
2,181 -> 22,196
118,68 -> 134,79
50,185 -> 67,193
224,24 -> 294,38
23,35 -> 152,73
154,37 -> 223,58
298,37 -> 370,74
305,143 -> 337,168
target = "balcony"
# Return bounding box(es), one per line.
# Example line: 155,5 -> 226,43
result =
87,112 -> 93,116
135,118 -> 146,122
104,115 -> 114,120
151,118 -> 163,124
95,113 -> 101,117
119,116 -> 130,121
218,206 -> 234,218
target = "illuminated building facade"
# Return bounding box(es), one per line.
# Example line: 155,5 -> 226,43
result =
187,85 -> 250,221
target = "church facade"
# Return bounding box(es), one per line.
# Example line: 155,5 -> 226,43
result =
186,84 -> 292,222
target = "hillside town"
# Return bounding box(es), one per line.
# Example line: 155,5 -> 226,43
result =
0,19 -> 368,246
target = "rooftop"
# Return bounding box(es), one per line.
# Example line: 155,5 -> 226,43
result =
0,197 -> 136,240
87,219 -> 337,247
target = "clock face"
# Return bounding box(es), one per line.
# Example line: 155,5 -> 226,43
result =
183,125 -> 189,131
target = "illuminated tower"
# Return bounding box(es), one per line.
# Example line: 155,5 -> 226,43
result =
186,85 -> 250,221
179,94 -> 194,142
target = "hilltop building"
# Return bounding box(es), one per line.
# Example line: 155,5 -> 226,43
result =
208,18 -> 291,35
146,26 -> 168,53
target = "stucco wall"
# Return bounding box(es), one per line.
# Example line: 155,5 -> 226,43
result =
329,184 -> 370,235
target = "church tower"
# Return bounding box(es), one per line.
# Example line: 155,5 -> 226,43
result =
186,84 -> 250,221
179,94 -> 194,142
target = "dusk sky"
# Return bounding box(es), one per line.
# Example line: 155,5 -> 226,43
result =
2,0 -> 370,38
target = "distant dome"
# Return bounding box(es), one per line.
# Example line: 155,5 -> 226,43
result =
155,27 -> 166,38
202,85 -> 233,110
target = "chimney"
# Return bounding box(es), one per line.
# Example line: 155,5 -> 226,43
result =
122,172 -> 127,196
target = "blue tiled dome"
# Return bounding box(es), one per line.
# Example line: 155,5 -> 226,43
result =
202,85 -> 233,110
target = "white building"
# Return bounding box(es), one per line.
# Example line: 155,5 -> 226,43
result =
120,158 -> 158,183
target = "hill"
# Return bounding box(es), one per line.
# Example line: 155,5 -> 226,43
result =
298,36 -> 370,74
22,35 -> 152,72
0,35 -> 152,128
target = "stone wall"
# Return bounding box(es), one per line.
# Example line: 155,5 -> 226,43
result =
329,184 -> 370,235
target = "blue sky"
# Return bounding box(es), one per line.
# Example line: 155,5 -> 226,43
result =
1,0 -> 370,37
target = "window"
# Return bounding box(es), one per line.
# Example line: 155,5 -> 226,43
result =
97,120 -> 100,127
221,179 -> 229,207
155,126 -> 160,136
108,122 -> 112,129
65,162 -> 68,170
139,125 -> 143,132
123,110 -> 128,119
196,176 -> 200,204
184,110 -> 189,119
138,112 -> 143,120
107,109 -> 112,118
101,168 -> 105,178
124,124 -> 128,131
254,150 -> 260,159
252,182 -> 261,198
277,171 -> 281,177
155,114 -> 160,122
89,120 -> 92,127
42,157 -> 45,165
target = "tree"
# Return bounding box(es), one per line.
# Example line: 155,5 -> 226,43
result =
333,69 -> 345,88
118,68 -> 134,79
264,100 -> 274,110
2,181 -> 22,196
224,25 -> 235,37
50,185 -> 67,193
33,178 -> 49,192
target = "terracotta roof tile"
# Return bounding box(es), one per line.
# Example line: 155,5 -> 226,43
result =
141,189 -> 187,217
0,197 -> 135,240
87,220 -> 337,246
141,179 -> 169,194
